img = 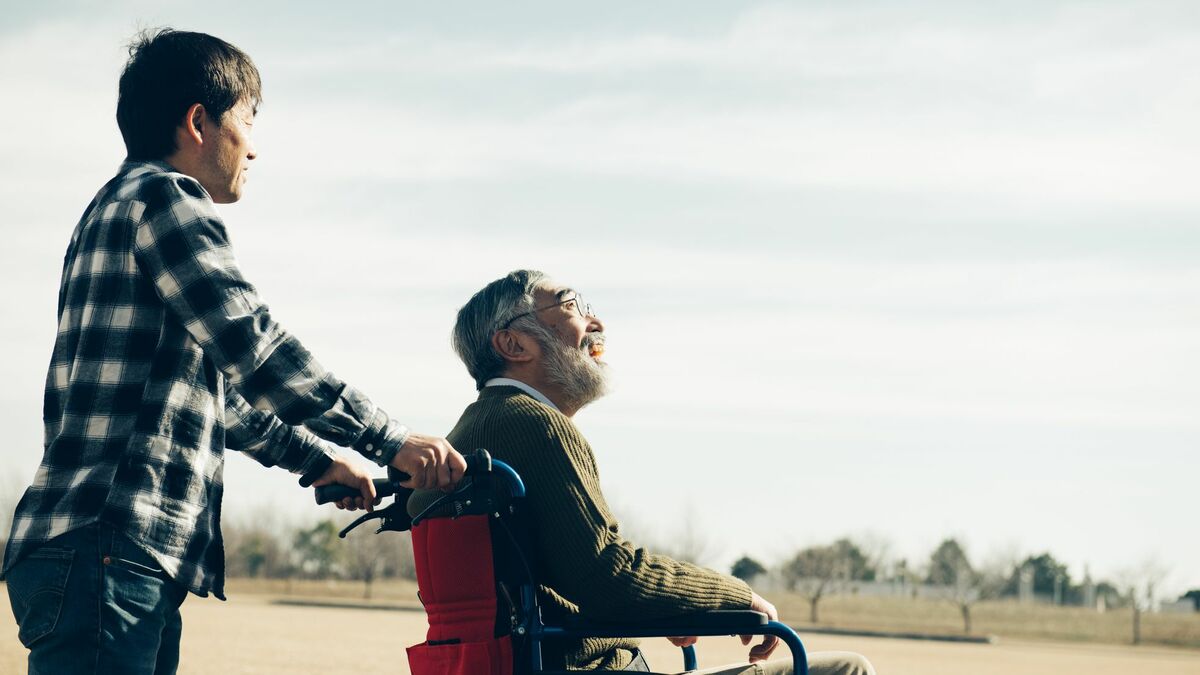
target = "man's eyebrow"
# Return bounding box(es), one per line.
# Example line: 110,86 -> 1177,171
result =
556,288 -> 577,301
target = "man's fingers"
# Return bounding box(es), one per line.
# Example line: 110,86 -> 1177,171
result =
739,634 -> 752,646
666,636 -> 698,648
748,635 -> 779,662
401,460 -> 436,490
359,476 -> 376,512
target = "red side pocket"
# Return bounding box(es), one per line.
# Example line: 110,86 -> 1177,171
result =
407,634 -> 513,675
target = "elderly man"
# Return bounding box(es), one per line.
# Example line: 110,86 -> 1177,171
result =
3,29 -> 465,674
418,269 -> 875,674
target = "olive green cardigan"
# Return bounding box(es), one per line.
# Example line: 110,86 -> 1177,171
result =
411,386 -> 752,670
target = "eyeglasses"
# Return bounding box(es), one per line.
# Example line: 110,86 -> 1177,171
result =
500,293 -> 593,329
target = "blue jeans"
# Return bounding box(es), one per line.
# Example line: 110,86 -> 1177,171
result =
5,522 -> 188,674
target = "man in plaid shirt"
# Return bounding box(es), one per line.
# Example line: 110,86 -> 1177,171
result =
2,29 -> 467,674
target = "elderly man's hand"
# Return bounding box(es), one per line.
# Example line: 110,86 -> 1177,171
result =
666,636 -> 698,648
740,591 -> 780,662
390,432 -> 468,490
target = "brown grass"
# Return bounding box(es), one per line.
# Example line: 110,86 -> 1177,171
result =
773,592 -> 1200,648
222,579 -> 1200,649
2,584 -> 1199,675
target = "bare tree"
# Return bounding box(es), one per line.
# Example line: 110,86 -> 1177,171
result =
341,523 -> 415,599
1118,559 -> 1169,645
928,539 -> 1011,634
782,544 -> 840,623
946,559 -> 1009,635
781,539 -> 873,623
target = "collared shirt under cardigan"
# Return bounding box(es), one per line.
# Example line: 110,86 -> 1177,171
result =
2,160 -> 412,598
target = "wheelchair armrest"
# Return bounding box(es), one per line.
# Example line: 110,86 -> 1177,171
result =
540,612 -> 809,674
561,609 -> 768,633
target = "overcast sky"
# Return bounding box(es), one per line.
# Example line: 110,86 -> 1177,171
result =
1,1 -> 1197,598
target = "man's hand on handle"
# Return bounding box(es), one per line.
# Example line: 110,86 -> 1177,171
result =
390,433 -> 467,491
740,591 -> 780,662
311,454 -> 379,511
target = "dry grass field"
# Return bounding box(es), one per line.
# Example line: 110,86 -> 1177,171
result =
2,581 -> 1199,674
773,593 -> 1200,649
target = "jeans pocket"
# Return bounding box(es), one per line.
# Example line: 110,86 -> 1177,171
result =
6,546 -> 75,648
108,553 -> 166,578
105,529 -> 169,580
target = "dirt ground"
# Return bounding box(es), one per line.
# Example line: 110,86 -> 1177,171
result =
2,590 -> 1198,674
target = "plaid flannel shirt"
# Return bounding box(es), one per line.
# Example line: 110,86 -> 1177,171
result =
2,160 -> 411,598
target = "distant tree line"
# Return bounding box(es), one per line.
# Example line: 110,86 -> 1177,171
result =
222,515 -> 415,599
0,485 -> 1194,645
730,536 -> 1189,643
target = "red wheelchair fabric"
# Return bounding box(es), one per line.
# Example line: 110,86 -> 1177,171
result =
408,514 -> 513,675
407,636 -> 513,675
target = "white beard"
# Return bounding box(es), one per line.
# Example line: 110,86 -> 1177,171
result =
537,328 -> 609,411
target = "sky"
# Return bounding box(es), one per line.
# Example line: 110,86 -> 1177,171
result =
1,2 -> 1197,599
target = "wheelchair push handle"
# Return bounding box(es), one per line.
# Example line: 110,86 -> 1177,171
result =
313,449 -> 519,505
313,477 -> 404,505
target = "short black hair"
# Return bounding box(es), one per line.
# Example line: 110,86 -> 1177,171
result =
116,28 -> 262,160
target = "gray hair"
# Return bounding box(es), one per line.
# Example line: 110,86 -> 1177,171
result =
453,269 -> 548,390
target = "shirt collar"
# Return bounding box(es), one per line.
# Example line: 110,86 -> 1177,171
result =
119,158 -> 175,173
483,378 -> 558,411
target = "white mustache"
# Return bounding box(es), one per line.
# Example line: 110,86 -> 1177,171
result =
581,333 -> 605,350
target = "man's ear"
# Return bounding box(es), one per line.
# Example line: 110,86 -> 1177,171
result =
178,103 -> 208,147
491,329 -> 535,364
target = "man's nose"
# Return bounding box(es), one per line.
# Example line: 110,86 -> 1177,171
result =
588,314 -> 604,333
247,143 -> 257,161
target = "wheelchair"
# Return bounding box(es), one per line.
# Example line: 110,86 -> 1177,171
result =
316,449 -> 809,675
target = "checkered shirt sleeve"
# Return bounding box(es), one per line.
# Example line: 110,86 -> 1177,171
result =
224,387 -> 336,477
131,171 -> 410,463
